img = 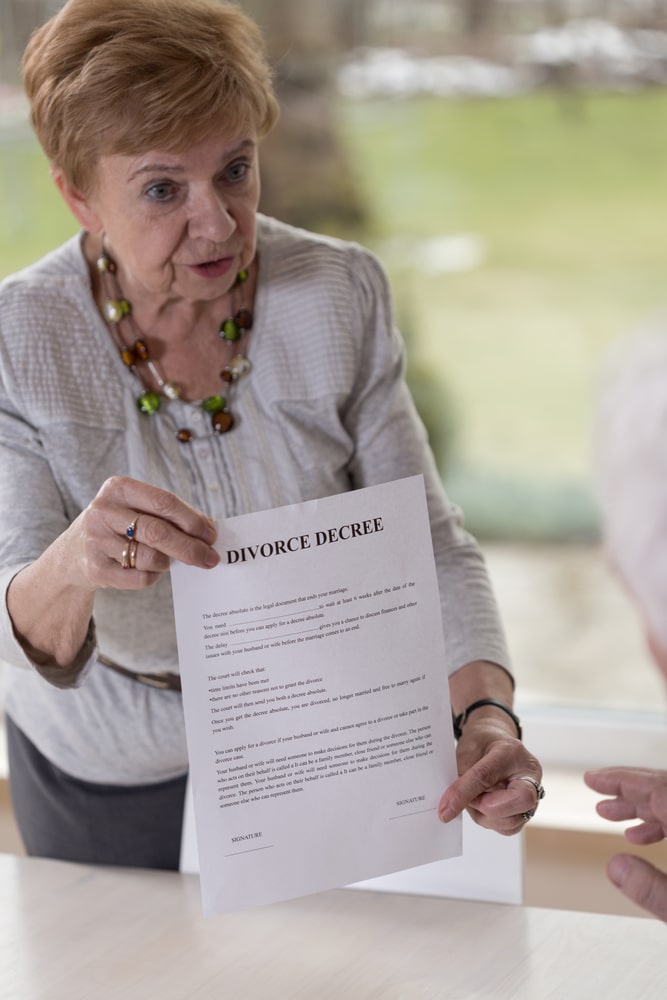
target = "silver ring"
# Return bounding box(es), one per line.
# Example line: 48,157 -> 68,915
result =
515,775 -> 545,822
515,775 -> 545,801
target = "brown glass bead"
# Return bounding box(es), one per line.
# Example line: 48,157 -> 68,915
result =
176,428 -> 193,443
134,338 -> 150,361
120,347 -> 136,367
236,308 -> 253,330
211,411 -> 234,434
220,369 -> 234,383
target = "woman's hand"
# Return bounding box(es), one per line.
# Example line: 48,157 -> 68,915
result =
7,476 -> 219,670
69,475 -> 219,592
584,767 -> 667,842
438,719 -> 543,835
439,660 -> 543,836
584,767 -> 667,921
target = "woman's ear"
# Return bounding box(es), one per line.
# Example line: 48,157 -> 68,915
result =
52,168 -> 103,233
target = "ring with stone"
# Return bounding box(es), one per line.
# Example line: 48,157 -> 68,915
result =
126,516 -> 140,540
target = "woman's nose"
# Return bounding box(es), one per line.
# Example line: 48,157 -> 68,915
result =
187,188 -> 236,242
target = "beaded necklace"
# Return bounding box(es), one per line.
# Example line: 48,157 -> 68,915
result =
96,246 -> 253,442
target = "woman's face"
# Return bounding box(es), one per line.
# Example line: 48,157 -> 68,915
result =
61,130 -> 261,304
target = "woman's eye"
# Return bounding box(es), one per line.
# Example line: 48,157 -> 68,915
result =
145,182 -> 177,202
226,160 -> 250,183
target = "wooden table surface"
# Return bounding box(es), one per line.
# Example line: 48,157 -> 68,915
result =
1,853 -> 664,999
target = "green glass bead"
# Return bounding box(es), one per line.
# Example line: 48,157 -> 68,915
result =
220,318 -> 241,342
202,394 -> 226,413
119,298 -> 132,316
137,391 -> 162,415
237,268 -> 248,283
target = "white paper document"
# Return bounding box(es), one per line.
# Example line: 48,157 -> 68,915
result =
171,475 -> 461,916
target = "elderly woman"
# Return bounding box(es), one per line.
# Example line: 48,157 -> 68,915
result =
0,0 -> 542,870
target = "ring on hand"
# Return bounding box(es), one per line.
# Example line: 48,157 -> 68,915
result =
128,538 -> 138,569
126,516 -> 140,540
121,542 -> 131,569
515,775 -> 545,801
515,775 -> 545,822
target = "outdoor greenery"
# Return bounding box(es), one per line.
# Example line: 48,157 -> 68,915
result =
2,88 -> 666,539
337,89 -> 667,538
0,129 -> 77,276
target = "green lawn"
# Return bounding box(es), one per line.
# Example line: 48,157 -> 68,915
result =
337,90 -> 667,538
0,128 -> 77,277
2,90 -> 666,539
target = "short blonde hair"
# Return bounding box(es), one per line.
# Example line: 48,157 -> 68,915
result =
22,0 -> 280,194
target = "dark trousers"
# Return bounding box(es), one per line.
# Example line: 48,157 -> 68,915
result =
6,715 -> 187,870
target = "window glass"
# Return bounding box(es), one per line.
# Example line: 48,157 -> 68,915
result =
331,5 -> 667,723
335,88 -> 667,718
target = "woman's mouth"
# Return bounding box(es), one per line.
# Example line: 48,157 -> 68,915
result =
187,256 -> 234,279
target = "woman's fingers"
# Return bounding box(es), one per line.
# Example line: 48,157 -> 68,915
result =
607,854 -> 667,922
127,509 -> 219,567
95,476 -> 216,538
438,736 -> 543,833
68,477 -> 219,592
89,477 -> 219,564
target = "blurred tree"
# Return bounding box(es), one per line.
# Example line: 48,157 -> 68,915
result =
242,1 -> 448,463
463,0 -> 498,34
545,0 -> 568,25
242,0 -> 367,235
1,0 -> 57,80
457,0 -> 502,56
